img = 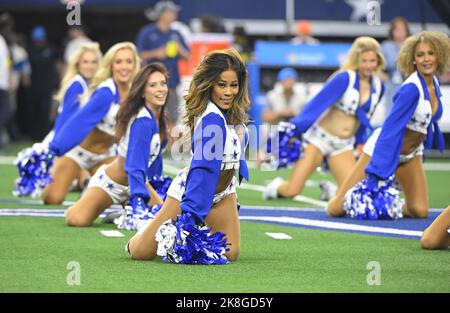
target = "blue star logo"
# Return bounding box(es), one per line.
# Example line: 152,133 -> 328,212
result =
99,174 -> 104,180
77,151 -> 84,157
107,183 -> 114,190
233,138 -> 238,146
232,151 -> 238,159
179,180 -> 186,188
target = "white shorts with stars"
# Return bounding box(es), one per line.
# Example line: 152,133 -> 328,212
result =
302,124 -> 355,157
166,167 -> 237,204
87,164 -> 129,204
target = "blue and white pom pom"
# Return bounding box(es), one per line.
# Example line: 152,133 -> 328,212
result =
149,175 -> 173,201
266,122 -> 302,169
13,143 -> 56,197
344,176 -> 404,220
114,203 -> 163,231
155,212 -> 229,265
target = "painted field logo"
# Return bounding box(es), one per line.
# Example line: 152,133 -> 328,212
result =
366,261 -> 381,285
66,261 -> 81,285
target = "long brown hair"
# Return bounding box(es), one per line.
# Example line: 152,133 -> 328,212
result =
115,62 -> 169,143
183,48 -> 250,135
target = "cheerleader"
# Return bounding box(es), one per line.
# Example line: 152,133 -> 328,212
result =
421,205 -> 450,250
126,48 -> 250,262
40,42 -> 102,191
264,37 -> 385,201
51,42 -> 102,140
327,31 -> 450,218
42,42 -> 140,204
65,63 -> 168,227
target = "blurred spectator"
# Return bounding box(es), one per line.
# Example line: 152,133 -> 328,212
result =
136,0 -> 190,132
1,12 -> 27,149
171,20 -> 193,48
63,26 -> 92,64
233,26 -> 252,62
0,16 -> 12,152
11,32 -> 33,139
10,32 -> 31,140
262,68 -> 307,124
200,15 -> 226,33
28,25 -> 59,140
380,17 -> 410,117
291,20 -> 320,45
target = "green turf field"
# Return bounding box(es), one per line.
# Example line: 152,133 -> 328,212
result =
0,142 -> 449,292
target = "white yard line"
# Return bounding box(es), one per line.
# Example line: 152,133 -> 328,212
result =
0,208 -> 424,238
265,232 -> 293,240
241,215 -> 423,238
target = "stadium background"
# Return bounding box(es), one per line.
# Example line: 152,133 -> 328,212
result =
0,0 -> 449,294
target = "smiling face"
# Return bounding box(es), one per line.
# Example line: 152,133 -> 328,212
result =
144,71 -> 168,110
414,41 -> 437,77
112,48 -> 135,85
358,50 -> 379,79
78,50 -> 99,81
211,69 -> 239,111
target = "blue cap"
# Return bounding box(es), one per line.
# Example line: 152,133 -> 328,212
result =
31,25 -> 47,41
277,68 -> 298,81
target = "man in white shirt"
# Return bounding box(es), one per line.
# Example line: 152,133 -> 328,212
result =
262,67 -> 307,124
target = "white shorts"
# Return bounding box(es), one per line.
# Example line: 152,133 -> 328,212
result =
166,167 -> 237,204
87,165 -> 129,204
303,124 -> 355,157
363,128 -> 424,164
66,145 -> 116,170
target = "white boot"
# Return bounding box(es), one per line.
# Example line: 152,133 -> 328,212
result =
263,177 -> 285,200
319,181 -> 338,201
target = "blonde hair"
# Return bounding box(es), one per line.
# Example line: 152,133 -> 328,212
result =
82,41 -> 140,103
397,31 -> 450,76
55,42 -> 102,102
341,36 -> 385,75
183,48 -> 250,135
